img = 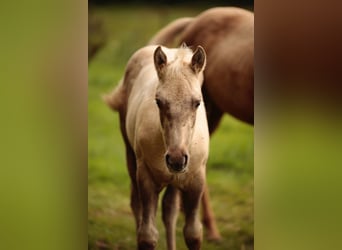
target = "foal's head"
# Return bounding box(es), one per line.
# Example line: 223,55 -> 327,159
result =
153,45 -> 206,173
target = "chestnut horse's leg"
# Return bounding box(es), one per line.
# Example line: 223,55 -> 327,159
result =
162,185 -> 180,250
201,184 -> 221,241
182,175 -> 205,250
200,86 -> 222,241
137,162 -> 159,250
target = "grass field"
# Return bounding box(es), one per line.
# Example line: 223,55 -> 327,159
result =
88,5 -> 254,250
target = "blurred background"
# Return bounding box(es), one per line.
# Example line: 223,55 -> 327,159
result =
1,1 -> 342,250
88,1 -> 254,249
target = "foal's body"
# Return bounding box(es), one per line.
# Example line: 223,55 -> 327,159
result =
105,45 -> 209,250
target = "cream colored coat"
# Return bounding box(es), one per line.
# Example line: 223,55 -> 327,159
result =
105,45 -> 209,250
125,46 -> 208,188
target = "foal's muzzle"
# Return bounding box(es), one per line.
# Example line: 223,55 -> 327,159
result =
165,149 -> 188,173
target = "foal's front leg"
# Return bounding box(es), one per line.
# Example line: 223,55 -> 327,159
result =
137,163 -> 159,250
162,185 -> 180,250
182,175 -> 205,250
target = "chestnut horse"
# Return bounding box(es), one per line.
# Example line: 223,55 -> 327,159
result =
149,7 -> 254,241
104,45 -> 209,250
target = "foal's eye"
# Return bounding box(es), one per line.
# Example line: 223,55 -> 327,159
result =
155,98 -> 162,108
194,100 -> 201,109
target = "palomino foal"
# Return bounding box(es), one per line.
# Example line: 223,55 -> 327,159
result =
104,45 -> 209,250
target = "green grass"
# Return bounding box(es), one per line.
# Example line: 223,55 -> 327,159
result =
88,5 -> 253,250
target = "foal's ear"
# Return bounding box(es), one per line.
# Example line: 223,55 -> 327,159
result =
154,46 -> 167,78
190,46 -> 206,74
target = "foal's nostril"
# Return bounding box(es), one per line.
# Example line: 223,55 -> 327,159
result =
165,154 -> 171,165
183,154 -> 188,166
165,152 -> 188,172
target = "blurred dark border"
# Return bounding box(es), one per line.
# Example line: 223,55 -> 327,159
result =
89,0 -> 253,6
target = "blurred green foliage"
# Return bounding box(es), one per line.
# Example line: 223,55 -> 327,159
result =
255,101 -> 342,250
0,1 -> 87,250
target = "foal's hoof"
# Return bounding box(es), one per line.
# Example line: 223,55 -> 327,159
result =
138,241 -> 156,250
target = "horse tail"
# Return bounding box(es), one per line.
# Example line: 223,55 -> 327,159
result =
102,78 -> 125,112
148,17 -> 193,46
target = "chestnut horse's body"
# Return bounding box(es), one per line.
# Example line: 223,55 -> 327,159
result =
149,7 -> 254,240
104,45 -> 209,250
